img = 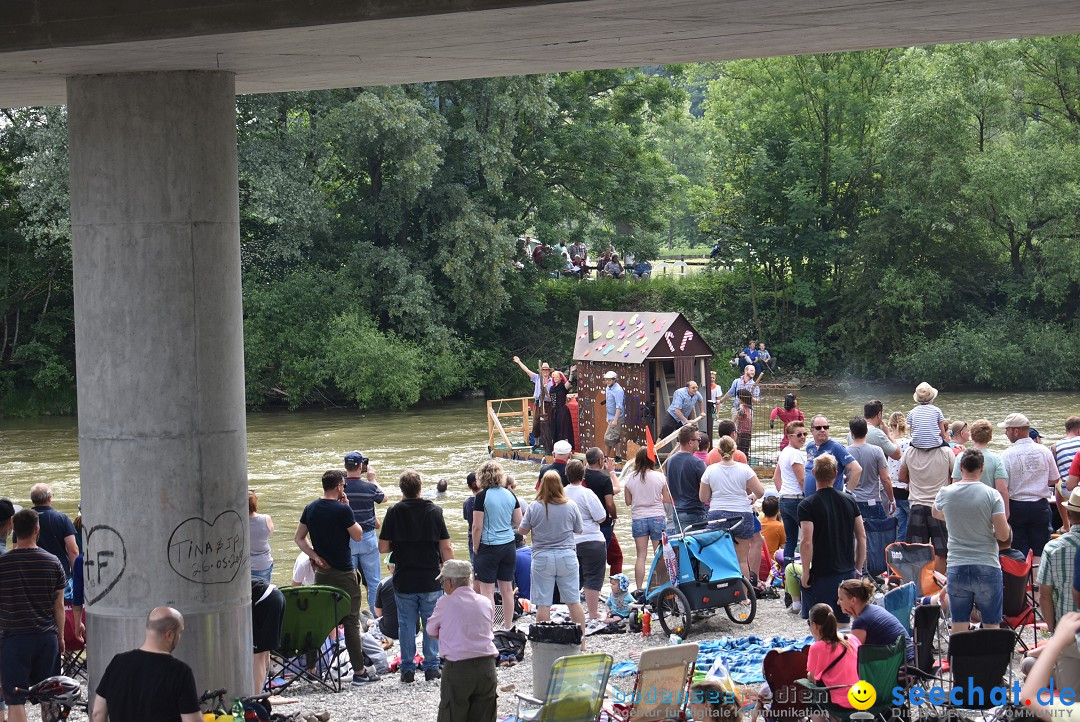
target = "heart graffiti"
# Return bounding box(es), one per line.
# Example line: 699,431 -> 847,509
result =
84,525 -> 127,605
167,510 -> 247,585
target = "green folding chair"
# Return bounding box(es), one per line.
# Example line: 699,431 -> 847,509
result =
797,635 -> 905,722
267,585 -> 352,693
516,653 -> 614,722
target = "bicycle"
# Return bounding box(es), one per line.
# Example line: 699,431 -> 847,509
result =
13,676 -> 81,722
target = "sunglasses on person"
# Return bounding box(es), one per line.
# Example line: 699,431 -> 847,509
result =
790,432 -> 807,438
813,425 -> 829,431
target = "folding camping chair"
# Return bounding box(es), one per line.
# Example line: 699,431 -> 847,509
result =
885,542 -> 941,597
883,582 -> 915,635
516,653 -> 613,722
797,636 -> 906,722
906,603 -> 942,681
61,605 -> 87,681
915,629 -> 1017,720
606,643 -> 698,721
1001,549 -> 1044,651
758,646 -> 814,722
268,585 -> 352,693
864,516 -> 897,578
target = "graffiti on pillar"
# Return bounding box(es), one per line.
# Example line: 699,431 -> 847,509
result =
84,525 -> 127,604
167,510 -> 247,584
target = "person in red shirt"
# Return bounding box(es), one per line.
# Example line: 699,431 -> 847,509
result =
770,393 -> 805,450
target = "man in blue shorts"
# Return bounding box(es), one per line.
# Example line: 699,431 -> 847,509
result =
0,509 -> 66,722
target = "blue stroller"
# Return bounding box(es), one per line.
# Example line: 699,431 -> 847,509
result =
642,514 -> 757,638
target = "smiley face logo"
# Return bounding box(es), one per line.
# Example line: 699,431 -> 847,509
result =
848,680 -> 876,710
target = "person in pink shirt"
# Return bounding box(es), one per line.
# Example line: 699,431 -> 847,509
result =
805,603 -> 861,710
427,559 -> 498,722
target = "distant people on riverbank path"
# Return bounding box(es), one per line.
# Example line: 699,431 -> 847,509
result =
770,393 -> 804,450
999,413 -> 1058,565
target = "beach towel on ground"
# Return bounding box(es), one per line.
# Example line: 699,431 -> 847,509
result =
609,635 -> 814,685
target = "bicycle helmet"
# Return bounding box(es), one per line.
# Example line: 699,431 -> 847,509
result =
31,676 -> 81,705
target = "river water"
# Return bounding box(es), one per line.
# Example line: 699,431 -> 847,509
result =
3,386 -> 1079,583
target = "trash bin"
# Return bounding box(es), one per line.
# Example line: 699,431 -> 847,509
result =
528,622 -> 582,699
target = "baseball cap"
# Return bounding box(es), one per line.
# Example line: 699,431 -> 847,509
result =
603,371 -> 618,379
436,559 -> 472,582
1029,428 -> 1043,441
344,450 -> 364,466
553,440 -> 574,455
0,498 -> 21,524
998,413 -> 1031,428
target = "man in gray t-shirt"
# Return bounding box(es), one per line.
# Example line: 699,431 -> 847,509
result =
847,418 -> 893,520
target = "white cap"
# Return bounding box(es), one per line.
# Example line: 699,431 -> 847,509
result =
603,371 -> 618,379
553,440 -> 574,455
998,413 -> 1031,428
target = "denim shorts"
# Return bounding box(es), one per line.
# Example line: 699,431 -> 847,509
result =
947,564 -> 1003,625
531,549 -> 581,607
707,510 -> 756,540
632,516 -> 666,541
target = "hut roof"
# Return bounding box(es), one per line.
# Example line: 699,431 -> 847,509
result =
571,311 -> 713,364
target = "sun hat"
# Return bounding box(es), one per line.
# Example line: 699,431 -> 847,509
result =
1065,488 -> 1080,514
913,382 -> 938,403
998,413 -> 1031,428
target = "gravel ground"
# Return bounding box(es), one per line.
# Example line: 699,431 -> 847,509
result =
262,593 -> 797,722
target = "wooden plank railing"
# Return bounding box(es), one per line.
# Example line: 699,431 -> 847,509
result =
487,397 -> 532,449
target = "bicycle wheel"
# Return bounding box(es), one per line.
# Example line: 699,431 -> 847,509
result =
655,586 -> 692,638
723,578 -> 757,624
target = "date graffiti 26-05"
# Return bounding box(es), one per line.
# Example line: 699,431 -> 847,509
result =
167,510 -> 247,584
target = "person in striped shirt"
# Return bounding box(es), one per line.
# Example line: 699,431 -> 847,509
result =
1051,417 -> 1080,528
907,382 -> 948,450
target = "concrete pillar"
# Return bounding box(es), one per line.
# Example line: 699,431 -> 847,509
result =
68,71 -> 252,697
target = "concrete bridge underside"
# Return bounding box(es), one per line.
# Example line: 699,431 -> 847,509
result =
5,0 -> 1080,107
4,0 -> 1080,704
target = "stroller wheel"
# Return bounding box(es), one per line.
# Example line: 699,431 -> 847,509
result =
724,578 -> 757,624
655,587 -> 692,638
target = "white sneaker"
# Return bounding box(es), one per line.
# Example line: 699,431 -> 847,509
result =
788,600 -> 802,614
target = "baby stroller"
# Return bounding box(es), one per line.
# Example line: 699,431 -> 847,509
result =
642,512 -> 756,638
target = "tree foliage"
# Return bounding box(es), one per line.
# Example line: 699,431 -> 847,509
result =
5,39 -> 1080,415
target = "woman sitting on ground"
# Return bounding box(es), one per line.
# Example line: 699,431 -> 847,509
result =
806,603 -> 861,710
837,578 -> 913,661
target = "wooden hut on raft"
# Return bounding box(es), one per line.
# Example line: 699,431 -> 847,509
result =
572,311 -> 715,456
